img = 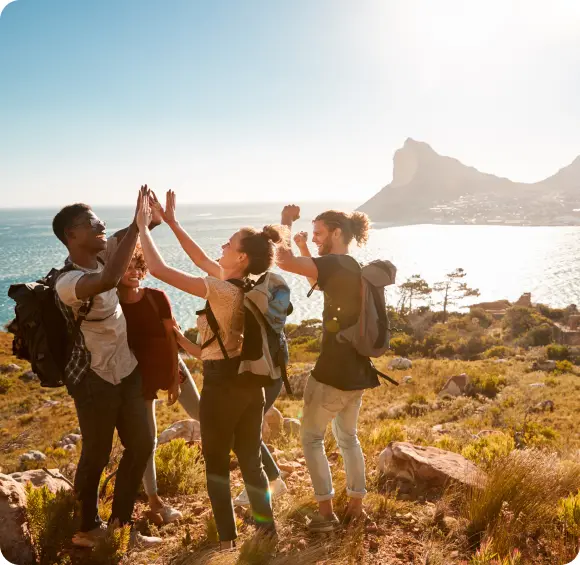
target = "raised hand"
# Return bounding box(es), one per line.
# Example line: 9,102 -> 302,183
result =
149,190 -> 164,227
164,190 -> 177,226
281,204 -> 300,227
133,185 -> 148,224
294,231 -> 309,250
136,189 -> 152,232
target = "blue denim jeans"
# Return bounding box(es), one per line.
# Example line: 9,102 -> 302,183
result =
301,375 -> 366,502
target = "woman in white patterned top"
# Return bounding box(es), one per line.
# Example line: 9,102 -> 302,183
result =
135,190 -> 284,550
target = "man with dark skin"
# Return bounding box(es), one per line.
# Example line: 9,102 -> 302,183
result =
52,186 -> 163,548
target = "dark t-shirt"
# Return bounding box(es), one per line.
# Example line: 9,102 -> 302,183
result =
120,288 -> 175,400
311,254 -> 379,391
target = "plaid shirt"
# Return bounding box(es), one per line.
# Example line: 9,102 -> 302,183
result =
55,284 -> 93,387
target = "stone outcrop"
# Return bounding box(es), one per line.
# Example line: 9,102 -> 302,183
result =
7,469 -> 72,493
263,407 -> 284,442
388,357 -> 413,370
438,374 -> 470,398
158,419 -> 201,445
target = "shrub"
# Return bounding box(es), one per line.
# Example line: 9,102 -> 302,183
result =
555,360 -> 575,374
464,450 -> 574,556
536,303 -> 566,322
26,485 -> 78,565
0,375 -> 13,394
469,374 -> 507,398
545,376 -> 559,388
469,540 -> 522,565
520,422 -> 559,448
390,333 -> 415,357
155,439 -> 205,496
502,307 -> 546,338
483,346 -> 513,359
366,422 -> 406,448
470,307 -> 494,328
547,344 -> 570,360
92,525 -> 131,565
518,324 -> 553,347
434,343 -> 456,358
558,490 -> 580,537
433,435 -> 462,453
305,336 -> 321,353
461,433 -> 515,467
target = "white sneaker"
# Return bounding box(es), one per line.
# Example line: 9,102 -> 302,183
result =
233,478 -> 288,507
130,530 -> 163,549
159,505 -> 183,524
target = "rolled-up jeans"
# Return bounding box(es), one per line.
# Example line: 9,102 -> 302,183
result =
301,375 -> 366,502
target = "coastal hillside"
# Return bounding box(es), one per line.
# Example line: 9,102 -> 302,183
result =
358,139 -> 580,226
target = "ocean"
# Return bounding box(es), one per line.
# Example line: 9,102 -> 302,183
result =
1,202 -> 579,330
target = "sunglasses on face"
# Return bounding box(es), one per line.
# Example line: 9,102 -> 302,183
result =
71,217 -> 107,231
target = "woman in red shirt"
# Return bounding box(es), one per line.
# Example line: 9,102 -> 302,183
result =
118,244 -> 201,524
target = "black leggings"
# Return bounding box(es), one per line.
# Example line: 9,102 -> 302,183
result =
200,359 -> 275,541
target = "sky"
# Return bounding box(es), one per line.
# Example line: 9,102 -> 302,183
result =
0,0 -> 579,208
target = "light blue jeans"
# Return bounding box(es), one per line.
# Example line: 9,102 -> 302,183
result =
301,375 -> 366,502
142,357 -> 200,496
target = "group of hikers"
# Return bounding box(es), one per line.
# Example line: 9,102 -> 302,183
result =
13,185 -> 397,551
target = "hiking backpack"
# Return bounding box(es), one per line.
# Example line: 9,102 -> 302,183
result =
196,271 -> 294,394
7,265 -> 94,388
335,259 -> 397,358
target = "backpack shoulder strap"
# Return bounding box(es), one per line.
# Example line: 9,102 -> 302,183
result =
196,302 -> 230,360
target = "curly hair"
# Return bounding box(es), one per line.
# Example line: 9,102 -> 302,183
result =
314,210 -> 370,246
132,242 -> 149,279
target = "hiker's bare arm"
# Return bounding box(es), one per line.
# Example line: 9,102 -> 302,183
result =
281,204 -> 300,246
75,188 -> 146,299
174,325 -> 202,358
276,244 -> 318,280
136,200 -> 207,298
112,190 -> 162,242
293,231 -> 317,287
163,318 -> 181,405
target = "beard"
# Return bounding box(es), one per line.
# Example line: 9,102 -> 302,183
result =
317,237 -> 333,256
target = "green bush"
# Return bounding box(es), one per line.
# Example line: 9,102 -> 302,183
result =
520,422 -> 559,447
434,343 -> 456,359
470,307 -> 494,328
26,485 -> 78,565
483,345 -> 513,359
469,374 -> 507,398
389,333 -> 415,357
555,359 -> 575,374
91,525 -> 131,565
558,490 -> 580,537
155,439 -> 205,496
502,306 -> 548,338
0,375 -> 13,394
367,422 -> 406,448
518,324 -> 553,347
547,344 -> 570,360
461,433 -> 515,467
536,303 -> 566,322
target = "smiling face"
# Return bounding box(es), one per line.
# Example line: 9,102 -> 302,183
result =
65,210 -> 107,252
312,220 -> 338,256
218,230 -> 248,273
120,259 -> 145,289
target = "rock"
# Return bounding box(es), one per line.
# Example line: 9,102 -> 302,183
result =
61,433 -> 82,446
263,407 -> 284,441
431,424 -> 450,434
63,444 -> 76,452
438,374 -> 470,398
530,399 -> 555,413
19,370 -> 38,383
532,360 -> 556,372
475,429 -> 506,439
0,363 -> 21,374
283,418 -> 301,436
19,450 -> 46,467
377,442 -> 486,488
279,364 -> 314,397
388,357 -> 413,370
0,475 -> 35,564
7,469 -> 72,493
43,400 -> 60,408
402,375 -> 413,384
529,382 -> 546,388
157,419 -> 201,445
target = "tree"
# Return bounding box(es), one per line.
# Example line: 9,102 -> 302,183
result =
398,274 -> 432,315
433,268 -> 480,321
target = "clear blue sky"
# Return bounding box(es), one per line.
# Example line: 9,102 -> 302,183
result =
1,0 -> 579,207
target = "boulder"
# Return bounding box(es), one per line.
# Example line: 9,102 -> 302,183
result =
438,374 -> 470,398
263,407 -> 284,441
19,370 -> 38,383
60,433 -> 82,446
0,363 -> 21,374
279,364 -> 313,397
402,376 -> 413,384
529,399 -> 555,413
377,441 -> 485,489
7,469 -> 72,493
158,419 -> 201,445
388,357 -> 413,370
0,475 -> 35,564
283,418 -> 301,436
532,360 -> 556,372
19,450 -> 46,469
63,444 -> 76,453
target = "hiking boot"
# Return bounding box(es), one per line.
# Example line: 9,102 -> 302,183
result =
158,505 -> 183,524
307,512 -> 340,533
234,477 -> 289,507
129,530 -> 163,549
72,524 -> 107,548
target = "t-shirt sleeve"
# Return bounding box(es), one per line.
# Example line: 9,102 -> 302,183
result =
55,271 -> 85,307
312,255 -> 342,290
151,289 -> 173,320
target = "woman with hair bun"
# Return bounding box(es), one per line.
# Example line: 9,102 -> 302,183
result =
135,191 -> 281,550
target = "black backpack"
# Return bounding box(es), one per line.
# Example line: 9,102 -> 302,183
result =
7,265 -> 94,388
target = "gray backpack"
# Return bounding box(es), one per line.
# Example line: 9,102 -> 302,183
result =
336,259 -> 397,357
